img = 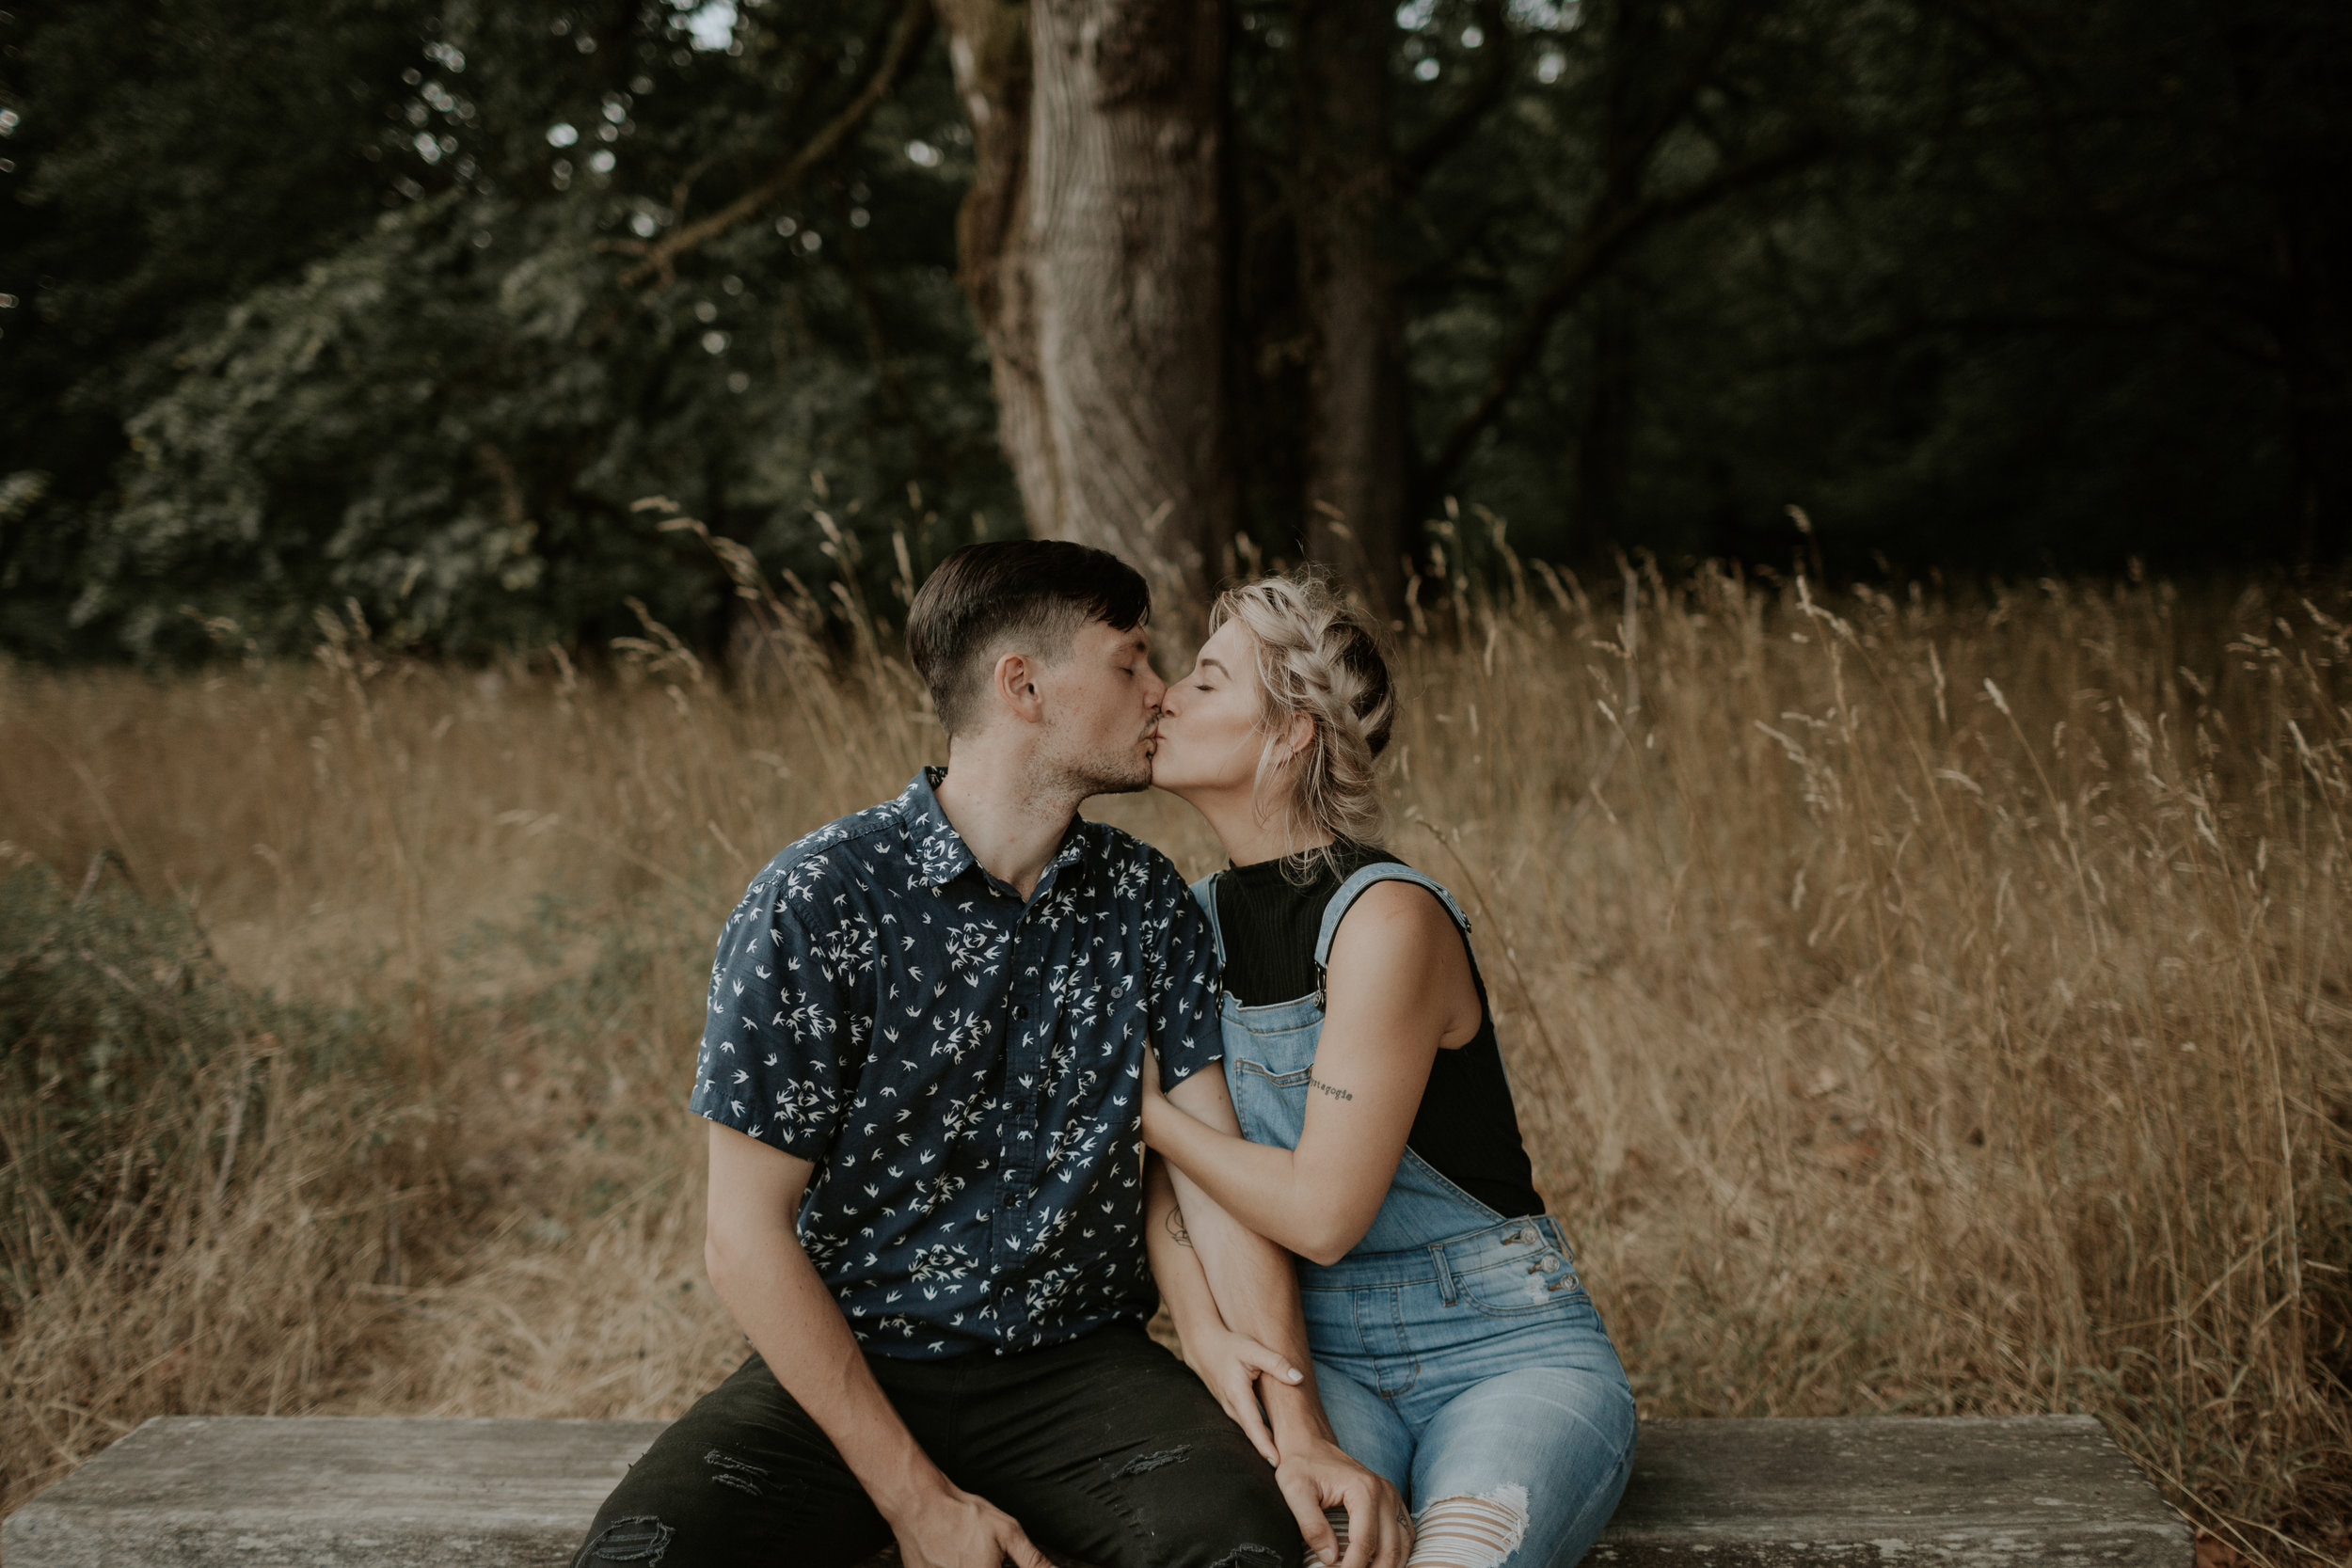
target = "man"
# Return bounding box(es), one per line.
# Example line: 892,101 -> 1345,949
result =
574,541 -> 1408,1568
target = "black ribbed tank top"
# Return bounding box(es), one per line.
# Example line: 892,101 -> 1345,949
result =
1213,844 -> 1544,1221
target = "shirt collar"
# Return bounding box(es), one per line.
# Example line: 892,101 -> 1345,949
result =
901,767 -> 1091,892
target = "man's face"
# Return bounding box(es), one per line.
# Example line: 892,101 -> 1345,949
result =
1031,618 -> 1167,798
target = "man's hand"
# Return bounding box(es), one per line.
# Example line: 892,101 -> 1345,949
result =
1176,1320 -> 1305,1467
1275,1435 -> 1412,1568
705,1127 -> 1047,1568
1149,1062 -> 1408,1566
884,1481 -> 1054,1568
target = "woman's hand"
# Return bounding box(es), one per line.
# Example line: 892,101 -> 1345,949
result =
1178,1318 -> 1306,1467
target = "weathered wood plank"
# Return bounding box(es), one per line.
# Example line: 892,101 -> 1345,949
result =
1599,1415 -> 2191,1568
2,1417 -> 664,1568
2,1413 -> 2191,1568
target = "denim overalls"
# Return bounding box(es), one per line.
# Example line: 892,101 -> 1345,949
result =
1194,863 -> 1636,1568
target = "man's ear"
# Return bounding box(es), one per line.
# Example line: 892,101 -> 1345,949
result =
989,649 -> 1046,726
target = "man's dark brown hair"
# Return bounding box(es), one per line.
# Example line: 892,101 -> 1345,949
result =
906,540 -> 1152,736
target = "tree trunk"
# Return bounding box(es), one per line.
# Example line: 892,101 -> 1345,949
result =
1295,0 -> 1407,616
939,0 -> 1234,627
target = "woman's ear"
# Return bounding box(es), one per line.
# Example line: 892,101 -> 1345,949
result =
1284,710 -> 1317,761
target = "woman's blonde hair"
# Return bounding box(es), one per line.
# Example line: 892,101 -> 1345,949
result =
1209,569 -> 1397,878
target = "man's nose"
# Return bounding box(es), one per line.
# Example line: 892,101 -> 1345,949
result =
1141,667 -> 1168,710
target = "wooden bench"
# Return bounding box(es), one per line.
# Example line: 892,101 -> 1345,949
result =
2,1413 -> 2191,1567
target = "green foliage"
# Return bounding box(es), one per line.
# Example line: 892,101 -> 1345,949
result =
87,183 -> 996,658
3,0 -> 2346,660
0,862 -> 368,1245
1233,0 -> 2316,570
6,0 -> 1010,660
0,0 -> 437,655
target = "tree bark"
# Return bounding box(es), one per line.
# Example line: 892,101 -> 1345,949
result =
1295,0 -> 1407,615
939,0 -> 1234,626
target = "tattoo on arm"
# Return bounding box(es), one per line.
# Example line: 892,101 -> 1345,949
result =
1165,1206 -> 1193,1247
1308,1074 -> 1355,1101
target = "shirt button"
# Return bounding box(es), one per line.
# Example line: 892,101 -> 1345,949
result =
1012,1005 -> 1029,1019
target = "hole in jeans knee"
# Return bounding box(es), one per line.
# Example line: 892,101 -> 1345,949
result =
702,1449 -> 767,1497
1115,1444 -> 1193,1476
1407,1485 -> 1532,1568
1212,1545 -> 1288,1568
576,1514 -> 674,1565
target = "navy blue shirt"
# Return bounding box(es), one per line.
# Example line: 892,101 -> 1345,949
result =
691,768 -> 1225,1357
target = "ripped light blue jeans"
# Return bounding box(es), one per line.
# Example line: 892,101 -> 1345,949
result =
1198,864 -> 1637,1568
1302,1214 -> 1634,1568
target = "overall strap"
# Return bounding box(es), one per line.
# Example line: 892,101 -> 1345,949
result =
1188,872 -> 1228,966
1311,863 -> 1473,1009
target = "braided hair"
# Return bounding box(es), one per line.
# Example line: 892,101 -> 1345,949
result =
1210,569 -> 1397,879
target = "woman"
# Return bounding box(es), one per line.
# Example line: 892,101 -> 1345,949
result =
1140,572 -> 1635,1568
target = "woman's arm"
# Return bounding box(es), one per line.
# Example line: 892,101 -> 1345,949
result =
1141,881 -> 1483,1264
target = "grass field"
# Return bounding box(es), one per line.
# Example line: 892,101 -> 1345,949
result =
3,555 -> 2346,1562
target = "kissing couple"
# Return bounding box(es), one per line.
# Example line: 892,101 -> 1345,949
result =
574,541 -> 1635,1568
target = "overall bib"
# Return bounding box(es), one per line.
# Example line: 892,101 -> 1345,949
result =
1194,863 -> 1636,1568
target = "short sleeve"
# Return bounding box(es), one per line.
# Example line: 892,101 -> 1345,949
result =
689,856 -> 868,1161
1141,848 -> 1225,1091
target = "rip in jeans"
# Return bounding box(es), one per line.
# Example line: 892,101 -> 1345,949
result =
703,1448 -> 770,1497
1310,1486 -> 1534,1568
1115,1444 -> 1193,1476
576,1514 -> 674,1565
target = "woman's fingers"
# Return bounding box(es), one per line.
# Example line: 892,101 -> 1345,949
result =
1228,1331 -> 1304,1386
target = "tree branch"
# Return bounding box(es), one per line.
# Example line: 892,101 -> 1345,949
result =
1397,0 -> 1513,192
618,0 -> 934,290
1426,131 -> 1828,488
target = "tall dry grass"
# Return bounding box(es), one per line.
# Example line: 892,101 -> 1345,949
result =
1,549 -> 2345,1560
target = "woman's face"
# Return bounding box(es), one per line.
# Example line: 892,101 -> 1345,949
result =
1151,618 -> 1267,799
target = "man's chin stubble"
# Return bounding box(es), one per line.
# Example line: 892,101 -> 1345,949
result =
1089,762 -> 1155,797
1063,747 -> 1155,798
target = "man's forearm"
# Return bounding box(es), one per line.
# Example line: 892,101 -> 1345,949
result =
706,1223 -> 946,1514
1160,1161 -> 1338,1448
1145,1154 -> 1228,1345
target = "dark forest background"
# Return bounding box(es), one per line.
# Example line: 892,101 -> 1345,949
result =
2,0 -> 2347,661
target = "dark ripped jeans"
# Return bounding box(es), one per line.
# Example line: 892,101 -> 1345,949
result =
574,1322 -> 1302,1568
